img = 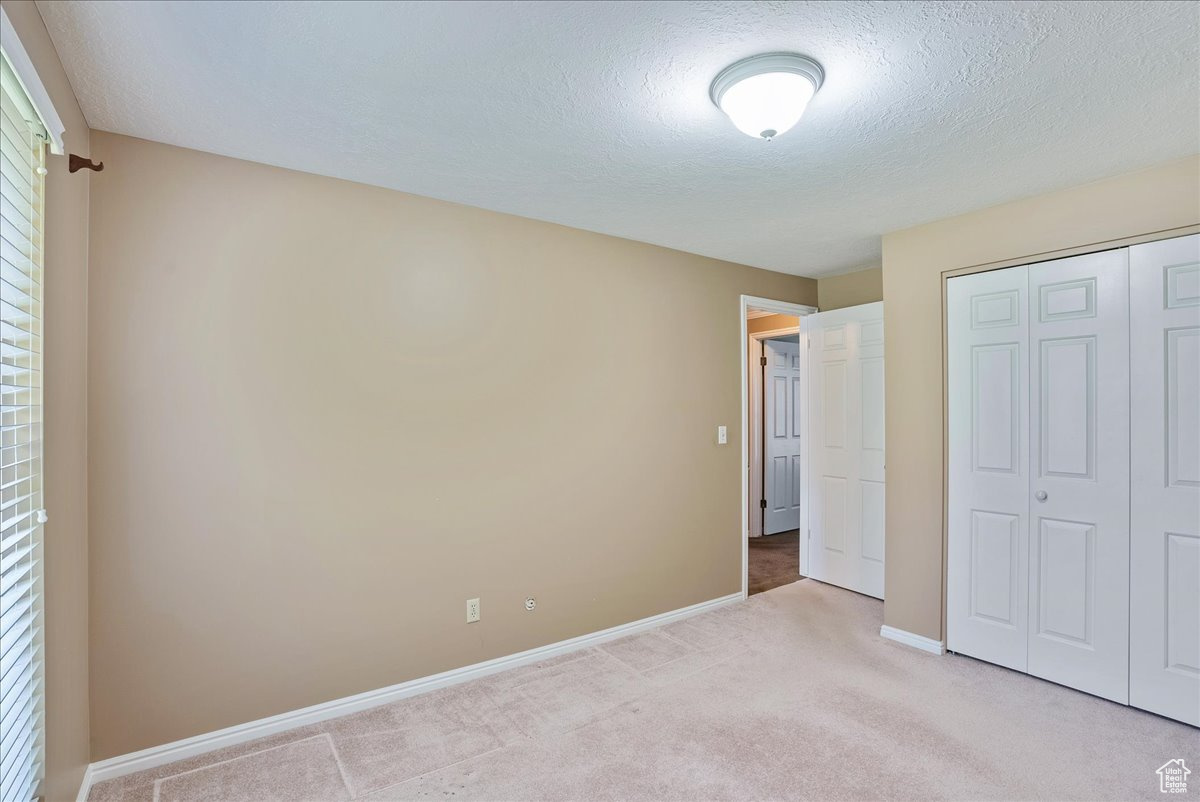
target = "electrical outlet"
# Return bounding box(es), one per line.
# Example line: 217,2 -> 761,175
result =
466,598 -> 480,623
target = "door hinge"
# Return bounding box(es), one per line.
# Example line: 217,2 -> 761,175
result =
760,356 -> 767,366
760,498 -> 767,509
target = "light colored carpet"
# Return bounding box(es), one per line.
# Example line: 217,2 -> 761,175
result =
88,581 -> 1197,801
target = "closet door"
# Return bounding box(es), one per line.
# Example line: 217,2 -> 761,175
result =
1026,250 -> 1129,704
947,267 -> 1030,671
1129,234 -> 1200,726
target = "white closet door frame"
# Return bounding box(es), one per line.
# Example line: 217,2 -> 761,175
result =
740,296 -> 817,599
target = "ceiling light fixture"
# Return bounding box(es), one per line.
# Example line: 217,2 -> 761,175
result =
709,52 -> 824,140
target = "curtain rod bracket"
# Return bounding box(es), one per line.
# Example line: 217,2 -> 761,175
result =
68,153 -> 103,173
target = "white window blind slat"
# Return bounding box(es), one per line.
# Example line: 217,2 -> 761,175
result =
0,47 -> 45,802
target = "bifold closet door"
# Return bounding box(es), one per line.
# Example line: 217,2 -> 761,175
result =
947,266 -> 1031,672
948,249 -> 1130,704
1129,234 -> 1200,726
1026,250 -> 1129,704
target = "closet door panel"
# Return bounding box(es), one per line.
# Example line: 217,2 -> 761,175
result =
1027,250 -> 1129,704
1130,233 -> 1200,726
947,267 -> 1030,671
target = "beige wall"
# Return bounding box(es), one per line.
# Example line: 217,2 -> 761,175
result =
881,155 -> 1200,642
86,131 -> 817,758
817,266 -> 882,311
1,2 -> 91,800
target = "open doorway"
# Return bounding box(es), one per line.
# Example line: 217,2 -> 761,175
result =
740,297 -> 817,597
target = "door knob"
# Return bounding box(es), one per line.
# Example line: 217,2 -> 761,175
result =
1035,490 -> 1048,502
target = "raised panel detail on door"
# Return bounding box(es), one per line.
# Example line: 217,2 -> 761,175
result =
823,362 -> 846,447
973,344 -> 1020,474
1039,337 -> 1094,479
860,320 -> 884,345
1027,248 -> 1128,705
1167,328 -> 1199,487
969,510 -> 1019,626
1130,234 -> 1200,726
772,376 -> 787,437
803,302 -> 885,599
821,477 -> 846,553
972,290 -> 1020,328
1165,262 -> 1200,308
948,268 -> 1030,672
860,480 -> 884,563
861,358 -> 884,452
1165,532 -> 1200,676
791,454 -> 803,506
1039,279 -> 1096,321
1035,518 -> 1094,645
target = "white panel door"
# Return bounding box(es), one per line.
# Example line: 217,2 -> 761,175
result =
947,266 -> 1031,672
1026,250 -> 1130,704
1129,234 -> 1200,725
764,339 -> 802,534
804,302 -> 885,599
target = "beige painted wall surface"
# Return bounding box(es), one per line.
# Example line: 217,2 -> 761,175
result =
86,131 -> 817,758
2,2 -> 92,799
1,2 -> 91,800
817,267 -> 882,311
881,155 -> 1200,642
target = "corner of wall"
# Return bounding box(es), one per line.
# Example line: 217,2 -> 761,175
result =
2,1 -> 93,800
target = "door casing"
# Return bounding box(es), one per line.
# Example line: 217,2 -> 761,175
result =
740,296 -> 817,598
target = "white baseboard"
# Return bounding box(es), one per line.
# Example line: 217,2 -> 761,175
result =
879,625 -> 946,655
75,764 -> 95,802
75,592 -> 742,801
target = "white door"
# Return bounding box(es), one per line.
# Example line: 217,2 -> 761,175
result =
1026,250 -> 1130,704
949,251 -> 1131,702
763,338 -> 802,534
804,302 -> 885,599
947,265 -> 1031,672
1129,234 -> 1200,726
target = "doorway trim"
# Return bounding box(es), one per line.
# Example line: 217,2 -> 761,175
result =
740,295 -> 818,598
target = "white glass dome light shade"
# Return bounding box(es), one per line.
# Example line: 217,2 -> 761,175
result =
710,53 -> 824,140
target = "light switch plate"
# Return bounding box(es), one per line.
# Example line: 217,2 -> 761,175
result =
717,425 -> 727,445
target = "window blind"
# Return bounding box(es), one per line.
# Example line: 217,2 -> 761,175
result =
0,51 -> 46,802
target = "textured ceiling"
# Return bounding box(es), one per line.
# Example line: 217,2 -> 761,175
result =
36,0 -> 1200,277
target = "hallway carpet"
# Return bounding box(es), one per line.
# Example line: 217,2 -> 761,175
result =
88,581 -> 1196,801
747,529 -> 802,596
